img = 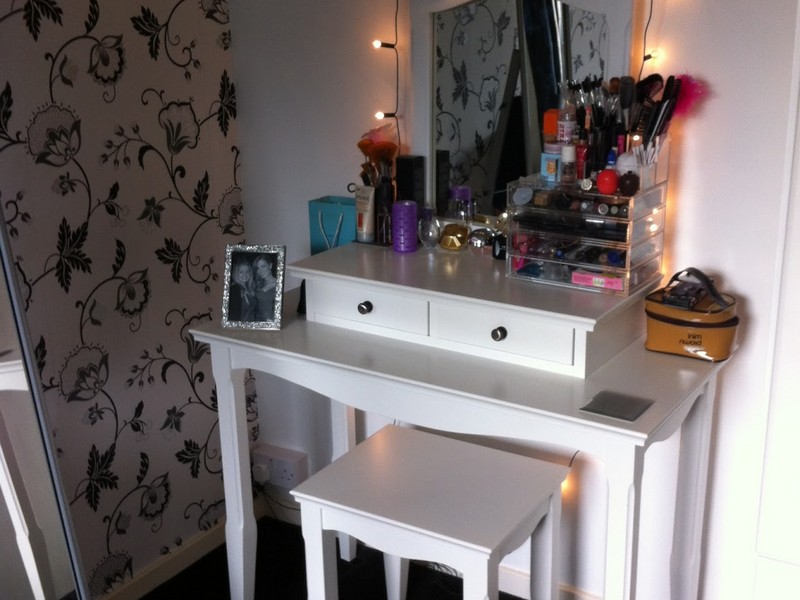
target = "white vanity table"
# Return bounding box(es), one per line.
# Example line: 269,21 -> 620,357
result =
190,242 -> 726,600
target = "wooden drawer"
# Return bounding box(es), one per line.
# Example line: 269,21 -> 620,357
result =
430,301 -> 575,366
305,279 -> 429,337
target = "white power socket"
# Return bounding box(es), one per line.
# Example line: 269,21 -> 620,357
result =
251,442 -> 308,490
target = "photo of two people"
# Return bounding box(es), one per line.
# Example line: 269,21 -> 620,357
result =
222,245 -> 285,329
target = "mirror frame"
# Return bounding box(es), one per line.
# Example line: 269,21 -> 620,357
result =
410,0 -> 635,208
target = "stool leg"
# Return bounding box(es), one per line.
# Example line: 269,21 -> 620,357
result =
462,556 -> 498,600
300,504 -> 339,600
330,401 -> 358,561
530,492 -> 562,600
383,554 -> 409,600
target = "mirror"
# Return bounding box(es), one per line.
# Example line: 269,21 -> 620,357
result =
0,228 -> 86,597
411,0 -> 633,214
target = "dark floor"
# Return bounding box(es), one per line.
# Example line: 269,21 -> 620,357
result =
142,517 -> 523,599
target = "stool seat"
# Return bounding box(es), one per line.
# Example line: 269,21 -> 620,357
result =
292,425 -> 568,600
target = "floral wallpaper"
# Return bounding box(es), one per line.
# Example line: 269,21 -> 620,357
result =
0,0 -> 251,597
567,5 -> 608,82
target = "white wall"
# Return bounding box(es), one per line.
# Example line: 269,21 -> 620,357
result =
231,0 -> 800,598
643,1 -> 799,598
754,98 -> 800,596
229,0 -> 411,485
230,0 -> 406,267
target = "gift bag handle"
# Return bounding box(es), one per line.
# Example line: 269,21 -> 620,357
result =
317,209 -> 343,250
667,267 -> 731,308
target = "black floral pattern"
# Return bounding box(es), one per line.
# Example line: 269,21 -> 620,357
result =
158,101 -> 200,155
26,104 -> 81,165
59,345 -> 109,402
88,35 -> 126,85
569,8 -> 607,81
0,1 -> 251,596
88,552 -> 133,597
140,473 -> 171,520
115,269 -> 150,316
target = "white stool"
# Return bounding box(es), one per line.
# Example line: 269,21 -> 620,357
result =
291,425 -> 568,600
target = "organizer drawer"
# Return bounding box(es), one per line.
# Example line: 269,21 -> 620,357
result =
304,279 -> 429,336
430,302 -> 575,366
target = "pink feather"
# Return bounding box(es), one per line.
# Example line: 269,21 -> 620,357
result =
673,74 -> 707,118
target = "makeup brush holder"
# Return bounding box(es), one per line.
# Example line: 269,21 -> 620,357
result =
374,179 -> 394,246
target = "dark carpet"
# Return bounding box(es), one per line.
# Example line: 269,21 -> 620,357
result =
142,517 -> 523,599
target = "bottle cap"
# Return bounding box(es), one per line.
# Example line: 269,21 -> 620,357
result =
543,108 -> 560,138
450,185 -> 471,201
544,142 -> 561,154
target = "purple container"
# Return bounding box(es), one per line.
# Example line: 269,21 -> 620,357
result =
392,201 -> 418,253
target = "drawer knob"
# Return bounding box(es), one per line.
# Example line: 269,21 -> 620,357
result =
491,326 -> 508,342
357,301 -> 374,315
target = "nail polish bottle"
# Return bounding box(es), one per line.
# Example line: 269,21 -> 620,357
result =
560,144 -> 576,185
576,129 -> 589,181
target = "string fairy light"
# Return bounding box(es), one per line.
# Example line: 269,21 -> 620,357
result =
373,0 -> 401,149
637,0 -> 655,80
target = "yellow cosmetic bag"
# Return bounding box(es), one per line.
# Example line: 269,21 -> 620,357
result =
645,268 -> 738,362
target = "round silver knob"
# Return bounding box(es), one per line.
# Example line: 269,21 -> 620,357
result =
491,326 -> 507,342
357,301 -> 373,315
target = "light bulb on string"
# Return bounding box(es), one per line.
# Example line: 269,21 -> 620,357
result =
643,48 -> 660,64
369,0 -> 402,149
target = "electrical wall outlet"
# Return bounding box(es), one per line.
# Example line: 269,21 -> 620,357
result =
251,442 -> 308,490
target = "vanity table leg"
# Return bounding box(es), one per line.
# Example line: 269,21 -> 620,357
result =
671,377 -> 717,600
0,413 -> 56,600
604,446 -> 646,600
211,351 -> 257,600
330,399 -> 357,561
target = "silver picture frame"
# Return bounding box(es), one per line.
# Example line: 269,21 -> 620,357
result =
222,244 -> 285,329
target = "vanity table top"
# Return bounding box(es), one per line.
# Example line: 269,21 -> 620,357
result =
288,243 -> 658,330
192,298 -> 722,445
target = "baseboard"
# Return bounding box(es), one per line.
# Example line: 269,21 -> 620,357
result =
498,564 -> 601,600
104,496 -> 270,600
557,583 -> 602,600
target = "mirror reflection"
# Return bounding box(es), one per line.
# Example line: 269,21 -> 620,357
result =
425,0 -> 628,214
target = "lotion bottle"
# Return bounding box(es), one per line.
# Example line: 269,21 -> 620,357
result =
355,185 -> 375,243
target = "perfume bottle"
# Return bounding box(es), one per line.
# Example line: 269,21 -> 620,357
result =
417,207 -> 440,249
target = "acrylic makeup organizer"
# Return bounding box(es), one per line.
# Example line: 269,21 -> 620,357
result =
505,162 -> 668,296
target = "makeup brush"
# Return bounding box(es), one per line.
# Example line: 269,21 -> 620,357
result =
630,74 -> 661,131
619,76 -> 635,133
656,77 -> 682,138
633,97 -> 656,136
634,75 -> 669,135
636,73 -> 664,104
